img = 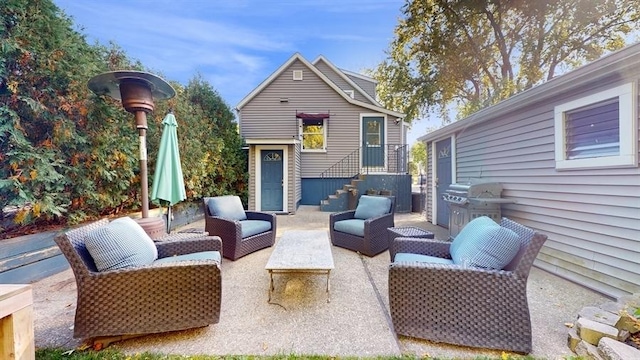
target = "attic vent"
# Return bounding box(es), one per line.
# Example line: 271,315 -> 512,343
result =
344,89 -> 355,99
293,70 -> 303,81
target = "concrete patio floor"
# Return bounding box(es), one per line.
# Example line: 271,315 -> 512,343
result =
32,206 -> 610,359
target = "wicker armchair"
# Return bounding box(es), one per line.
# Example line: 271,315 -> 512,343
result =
55,218 -> 223,342
388,217 -> 547,354
329,195 -> 395,257
203,196 -> 276,261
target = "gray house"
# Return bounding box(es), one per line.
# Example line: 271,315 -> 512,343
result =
236,53 -> 409,214
419,44 -> 640,298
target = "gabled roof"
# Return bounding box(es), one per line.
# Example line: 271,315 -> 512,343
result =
311,55 -> 381,106
236,53 -> 404,118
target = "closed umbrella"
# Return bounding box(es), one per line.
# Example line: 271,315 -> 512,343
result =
151,111 -> 187,233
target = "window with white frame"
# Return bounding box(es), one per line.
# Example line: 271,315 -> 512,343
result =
301,118 -> 326,151
554,82 -> 638,170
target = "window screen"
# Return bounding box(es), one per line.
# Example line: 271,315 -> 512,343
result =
565,98 -> 619,160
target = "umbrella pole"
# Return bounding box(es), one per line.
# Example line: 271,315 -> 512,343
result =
167,204 -> 172,234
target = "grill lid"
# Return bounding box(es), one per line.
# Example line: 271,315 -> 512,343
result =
442,181 -> 504,204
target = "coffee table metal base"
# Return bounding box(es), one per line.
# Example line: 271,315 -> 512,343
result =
265,230 -> 334,303
267,269 -> 332,303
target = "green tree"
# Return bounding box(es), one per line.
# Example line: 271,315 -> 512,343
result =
1,0 -> 248,231
372,0 -> 640,123
1,0 -> 103,224
408,141 -> 427,178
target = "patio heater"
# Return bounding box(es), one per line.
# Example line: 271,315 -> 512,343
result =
88,71 -> 176,237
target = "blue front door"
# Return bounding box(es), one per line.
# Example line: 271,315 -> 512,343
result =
436,138 -> 452,227
261,150 -> 283,211
362,116 -> 385,167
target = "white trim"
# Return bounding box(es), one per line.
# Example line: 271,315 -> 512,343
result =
344,89 -> 355,99
554,82 -> 638,170
300,118 -> 327,152
430,141 -> 437,225
255,145 -> 288,212
339,68 -> 378,83
237,53 -> 404,118
359,113 -> 388,170
312,56 -> 381,106
245,138 -> 299,145
430,135 -> 456,225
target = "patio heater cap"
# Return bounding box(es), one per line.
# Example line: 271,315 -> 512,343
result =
88,71 -> 175,128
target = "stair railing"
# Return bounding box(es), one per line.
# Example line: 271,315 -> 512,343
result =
319,144 -> 409,203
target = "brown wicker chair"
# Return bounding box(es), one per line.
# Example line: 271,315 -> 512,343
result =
329,195 -> 395,257
203,196 -> 276,261
54,218 -> 222,342
388,217 -> 547,354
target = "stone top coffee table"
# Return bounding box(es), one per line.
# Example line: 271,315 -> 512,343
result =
265,230 -> 334,303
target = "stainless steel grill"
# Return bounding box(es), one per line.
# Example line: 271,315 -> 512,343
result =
442,181 -> 514,239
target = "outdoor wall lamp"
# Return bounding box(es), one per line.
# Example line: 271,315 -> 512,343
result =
88,71 -> 175,220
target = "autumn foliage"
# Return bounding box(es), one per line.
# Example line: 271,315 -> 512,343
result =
0,0 -> 246,232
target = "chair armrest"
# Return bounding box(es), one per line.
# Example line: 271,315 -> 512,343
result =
391,237 -> 451,261
156,236 -> 223,258
329,210 -> 356,229
363,212 -> 394,237
204,215 -> 241,238
245,211 -> 276,224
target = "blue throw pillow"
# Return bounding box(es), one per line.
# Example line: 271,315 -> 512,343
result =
354,195 -> 391,220
452,221 -> 521,270
85,220 -> 158,272
449,216 -> 497,260
208,195 -> 247,221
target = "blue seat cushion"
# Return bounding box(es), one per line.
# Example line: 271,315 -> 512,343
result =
240,220 -> 272,238
85,219 -> 158,272
333,219 -> 365,237
354,195 -> 392,220
208,195 -> 247,221
394,252 -> 454,265
154,251 -> 221,265
452,218 -> 521,270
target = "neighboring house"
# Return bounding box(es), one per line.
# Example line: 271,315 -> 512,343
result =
236,53 -> 410,214
419,43 -> 640,298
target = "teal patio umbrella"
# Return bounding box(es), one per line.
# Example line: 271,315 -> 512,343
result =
151,111 -> 187,233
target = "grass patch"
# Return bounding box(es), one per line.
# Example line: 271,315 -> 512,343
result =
35,348 -> 554,360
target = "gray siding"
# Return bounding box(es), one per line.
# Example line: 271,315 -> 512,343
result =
314,61 -> 373,104
241,59 -> 402,178
346,73 -> 377,100
439,78 -> 640,298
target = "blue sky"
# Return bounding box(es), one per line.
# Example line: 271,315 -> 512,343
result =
54,0 -> 434,145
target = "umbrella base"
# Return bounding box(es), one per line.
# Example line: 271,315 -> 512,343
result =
134,217 -> 166,240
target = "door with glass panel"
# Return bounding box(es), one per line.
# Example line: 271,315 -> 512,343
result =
362,116 -> 384,168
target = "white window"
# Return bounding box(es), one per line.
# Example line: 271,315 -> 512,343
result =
301,118 -> 326,151
293,70 -> 303,81
554,82 -> 638,170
